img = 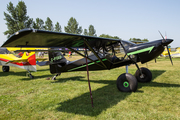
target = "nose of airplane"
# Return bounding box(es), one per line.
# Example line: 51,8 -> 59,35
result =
162,39 -> 173,46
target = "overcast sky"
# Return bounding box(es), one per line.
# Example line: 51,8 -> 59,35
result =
0,0 -> 179,48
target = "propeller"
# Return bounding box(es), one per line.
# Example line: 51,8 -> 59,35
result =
166,45 -> 173,65
158,31 -> 173,65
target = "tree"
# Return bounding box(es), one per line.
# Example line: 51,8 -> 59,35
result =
83,29 -> 88,35
88,25 -> 97,36
32,18 -> 44,29
99,34 -> 120,39
4,1 -> 33,38
64,17 -> 82,34
45,17 -> 54,31
129,38 -> 149,42
142,38 -> 149,42
129,38 -> 141,41
54,22 -> 62,32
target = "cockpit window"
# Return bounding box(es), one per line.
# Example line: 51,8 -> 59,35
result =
120,40 -> 135,51
111,40 -> 136,61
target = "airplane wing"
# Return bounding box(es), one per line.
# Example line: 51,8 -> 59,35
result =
2,28 -> 120,48
0,53 -> 27,63
4,52 -> 35,64
6,58 -> 28,64
36,58 -> 47,61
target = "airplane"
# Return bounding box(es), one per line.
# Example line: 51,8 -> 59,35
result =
162,47 -> 180,58
2,28 -> 173,107
0,47 -> 47,78
170,53 -> 180,58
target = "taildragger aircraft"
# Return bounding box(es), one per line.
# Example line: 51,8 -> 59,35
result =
0,47 -> 46,78
2,28 -> 173,107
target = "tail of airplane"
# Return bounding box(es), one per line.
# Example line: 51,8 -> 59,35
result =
4,52 -> 37,72
20,52 -> 37,72
48,49 -> 68,74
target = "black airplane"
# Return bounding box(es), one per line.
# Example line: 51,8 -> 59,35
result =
2,28 -> 173,106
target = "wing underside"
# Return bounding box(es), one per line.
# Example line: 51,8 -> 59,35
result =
2,29 -> 120,48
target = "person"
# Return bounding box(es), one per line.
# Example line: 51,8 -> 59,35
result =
17,52 -> 24,58
68,51 -> 72,58
38,52 -> 44,58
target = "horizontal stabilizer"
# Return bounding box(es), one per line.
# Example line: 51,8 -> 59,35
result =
37,61 -> 50,66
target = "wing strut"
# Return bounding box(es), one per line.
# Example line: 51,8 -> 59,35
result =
66,47 -> 104,68
84,39 -> 107,68
84,47 -> 94,108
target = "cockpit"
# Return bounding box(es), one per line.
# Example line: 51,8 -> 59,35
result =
102,40 -> 135,60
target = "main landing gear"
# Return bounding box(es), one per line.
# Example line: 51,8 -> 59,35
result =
116,65 -> 152,92
52,73 -> 61,80
117,73 -> 138,92
26,70 -> 34,79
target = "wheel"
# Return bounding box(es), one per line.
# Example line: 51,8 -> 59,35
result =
52,76 -> 56,80
2,66 -> 10,72
51,73 -> 61,80
135,67 -> 152,83
117,73 -> 138,92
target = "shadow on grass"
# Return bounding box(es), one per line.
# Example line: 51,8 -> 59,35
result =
51,76 -> 85,83
20,74 -> 52,80
0,71 -> 27,77
56,79 -> 132,116
0,69 -> 52,81
151,70 -> 166,80
55,69 -> 180,116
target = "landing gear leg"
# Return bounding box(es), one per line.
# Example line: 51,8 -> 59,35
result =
126,65 -> 128,73
52,73 -> 61,80
127,55 -> 152,82
26,70 -> 34,79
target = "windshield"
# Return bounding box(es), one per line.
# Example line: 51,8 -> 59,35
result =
120,40 -> 135,51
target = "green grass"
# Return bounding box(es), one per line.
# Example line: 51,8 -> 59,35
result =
0,57 -> 180,119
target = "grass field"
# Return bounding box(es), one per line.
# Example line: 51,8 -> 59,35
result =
0,57 -> 180,119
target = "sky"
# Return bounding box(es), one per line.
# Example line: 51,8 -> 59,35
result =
0,0 -> 180,48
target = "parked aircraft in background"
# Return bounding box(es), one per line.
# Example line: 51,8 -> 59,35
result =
0,47 -> 47,78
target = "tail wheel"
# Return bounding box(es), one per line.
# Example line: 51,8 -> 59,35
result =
2,66 -> 10,72
135,67 -> 152,83
117,73 -> 138,92
29,74 -> 34,79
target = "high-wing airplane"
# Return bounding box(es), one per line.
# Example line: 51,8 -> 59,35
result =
2,28 -> 173,106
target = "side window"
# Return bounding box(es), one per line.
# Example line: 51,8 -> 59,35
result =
114,42 -> 126,60
120,40 -> 136,59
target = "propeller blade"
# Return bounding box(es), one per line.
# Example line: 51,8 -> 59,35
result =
165,32 -> 167,40
166,46 -> 173,65
158,31 -> 165,40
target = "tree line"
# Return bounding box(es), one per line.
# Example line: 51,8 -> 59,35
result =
3,1 -> 148,42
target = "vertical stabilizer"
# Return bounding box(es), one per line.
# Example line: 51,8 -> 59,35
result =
21,52 -> 37,71
48,49 -> 67,74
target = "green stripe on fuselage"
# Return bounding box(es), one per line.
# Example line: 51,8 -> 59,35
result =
127,46 -> 154,56
68,58 -> 107,72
